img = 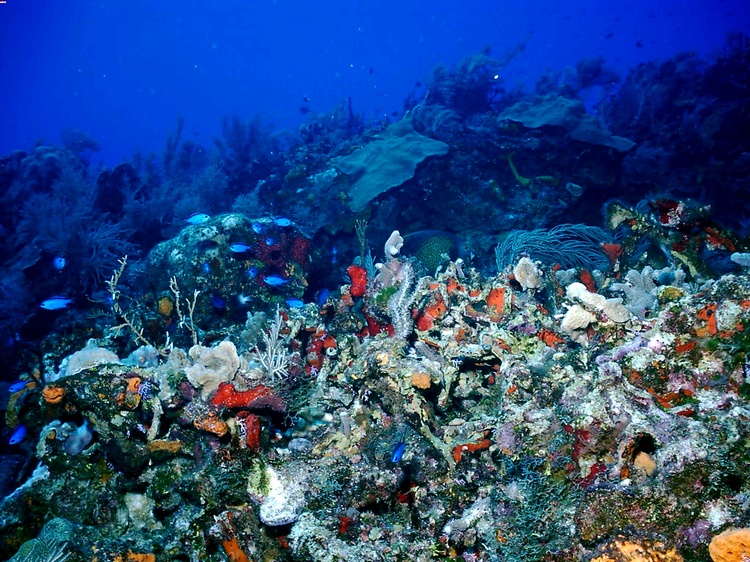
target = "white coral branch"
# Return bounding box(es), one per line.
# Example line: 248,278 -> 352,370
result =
253,306 -> 290,382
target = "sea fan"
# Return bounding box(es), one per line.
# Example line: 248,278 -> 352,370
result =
495,223 -> 611,272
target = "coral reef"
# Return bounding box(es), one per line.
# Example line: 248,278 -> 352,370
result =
1,37 -> 750,562
3,238 -> 750,560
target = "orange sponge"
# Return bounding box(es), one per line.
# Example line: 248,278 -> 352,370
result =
709,528 -> 750,562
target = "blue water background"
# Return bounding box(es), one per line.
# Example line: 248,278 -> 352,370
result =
1,0 -> 748,164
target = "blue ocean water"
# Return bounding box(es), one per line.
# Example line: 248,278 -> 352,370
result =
1,0 -> 747,164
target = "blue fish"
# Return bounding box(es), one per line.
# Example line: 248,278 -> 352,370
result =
264,275 -> 289,287
9,424 -> 26,445
252,222 -> 266,234
390,441 -> 406,463
264,237 -> 276,246
237,293 -> 253,306
202,262 -> 211,275
316,288 -> 330,306
8,380 -> 28,393
52,256 -> 66,271
40,296 -> 73,310
211,294 -> 226,309
229,243 -> 252,253
185,213 -> 211,225
331,246 -> 338,264
273,217 -> 292,227
247,266 -> 259,278
285,298 -> 304,308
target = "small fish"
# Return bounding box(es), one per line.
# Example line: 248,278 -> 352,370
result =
264,237 -> 276,246
330,246 -> 338,264
246,266 -> 259,278
202,262 -> 211,275
273,217 -> 292,227
252,222 -> 266,234
285,298 -> 304,308
316,288 -> 330,306
88,290 -> 114,307
52,256 -> 66,271
8,380 -> 28,393
237,293 -> 253,306
9,424 -> 26,445
229,243 -> 252,253
185,213 -> 211,225
210,294 -> 226,309
264,275 -> 289,287
40,296 -> 73,310
390,441 -> 406,463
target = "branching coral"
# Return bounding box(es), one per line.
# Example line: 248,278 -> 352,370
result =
251,306 -> 291,382
17,163 -> 136,292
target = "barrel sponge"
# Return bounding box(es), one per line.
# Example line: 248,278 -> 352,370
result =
333,115 -> 449,212
709,528 -> 750,562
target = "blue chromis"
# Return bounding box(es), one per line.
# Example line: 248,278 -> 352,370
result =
229,243 -> 252,253
252,222 -> 266,234
264,275 -> 289,287
316,288 -> 330,306
210,294 -> 226,310
9,424 -> 26,445
185,213 -> 210,224
52,256 -> 66,271
390,441 -> 406,463
8,380 -> 29,393
273,217 -> 292,227
285,298 -> 304,308
246,266 -> 259,278
40,296 -> 73,310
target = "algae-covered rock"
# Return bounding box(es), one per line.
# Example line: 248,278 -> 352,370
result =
140,213 -> 310,341
247,463 -> 306,526
8,517 -> 73,562
333,115 -> 449,212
